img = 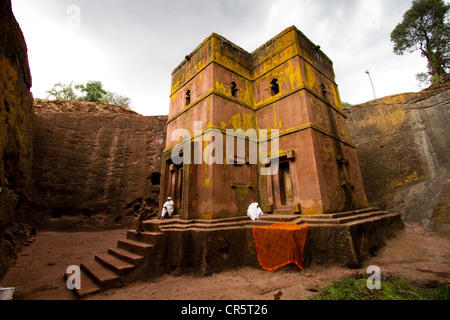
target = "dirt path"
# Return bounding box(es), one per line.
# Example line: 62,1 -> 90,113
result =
2,223 -> 449,300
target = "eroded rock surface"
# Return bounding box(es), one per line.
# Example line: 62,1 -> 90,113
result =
0,0 -> 34,280
24,109 -> 167,231
346,84 -> 450,234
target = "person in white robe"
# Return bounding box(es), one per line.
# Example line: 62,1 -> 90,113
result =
247,202 -> 264,221
159,197 -> 174,220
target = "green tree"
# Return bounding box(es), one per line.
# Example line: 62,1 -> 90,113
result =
46,81 -> 132,106
76,80 -> 107,102
102,91 -> 132,108
391,0 -> 449,84
46,82 -> 79,100
341,101 -> 352,109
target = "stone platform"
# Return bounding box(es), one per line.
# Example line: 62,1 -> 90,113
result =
66,207 -> 404,298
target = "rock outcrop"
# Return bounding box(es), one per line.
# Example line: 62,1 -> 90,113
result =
33,99 -> 139,115
23,103 -> 167,231
0,0 -> 34,280
346,84 -> 450,234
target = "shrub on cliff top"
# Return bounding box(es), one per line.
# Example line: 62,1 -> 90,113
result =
46,80 -> 132,108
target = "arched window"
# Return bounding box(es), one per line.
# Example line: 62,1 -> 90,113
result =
321,83 -> 327,96
185,90 -> 191,106
231,81 -> 238,98
270,78 -> 279,96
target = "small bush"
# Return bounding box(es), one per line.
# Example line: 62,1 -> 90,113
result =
314,275 -> 450,300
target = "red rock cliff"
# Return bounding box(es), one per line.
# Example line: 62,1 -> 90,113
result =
0,0 -> 34,280
346,84 -> 450,234
23,102 -> 167,231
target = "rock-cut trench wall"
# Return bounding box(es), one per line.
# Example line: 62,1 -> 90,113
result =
0,0 -> 34,280
346,85 -> 450,234
23,112 -> 168,231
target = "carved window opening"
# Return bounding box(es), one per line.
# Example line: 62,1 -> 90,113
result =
149,172 -> 161,185
321,83 -> 327,96
231,81 -> 239,98
270,78 -> 279,96
185,90 -> 191,106
52,208 -> 63,219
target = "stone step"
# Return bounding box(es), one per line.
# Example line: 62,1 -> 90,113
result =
80,260 -> 122,290
126,230 -> 163,244
159,216 -> 251,231
336,210 -> 388,224
95,253 -> 136,276
299,210 -> 385,225
159,220 -> 251,231
258,215 -> 300,222
108,247 -> 144,266
301,211 -> 400,227
141,220 -> 163,232
324,211 -> 402,228
64,269 -> 100,299
142,209 -> 380,230
155,209 -> 385,230
300,207 -> 378,220
117,239 -> 155,256
141,215 -> 185,232
345,211 -> 402,226
157,216 -> 249,227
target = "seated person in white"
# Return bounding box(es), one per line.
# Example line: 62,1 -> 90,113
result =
247,202 -> 264,221
159,197 -> 174,220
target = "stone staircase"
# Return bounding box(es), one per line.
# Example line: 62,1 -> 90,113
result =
65,224 -> 164,299
65,207 -> 403,298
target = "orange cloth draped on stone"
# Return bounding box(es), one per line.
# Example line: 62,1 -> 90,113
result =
253,222 -> 310,271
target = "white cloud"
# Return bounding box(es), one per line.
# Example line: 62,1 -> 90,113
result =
12,1 -> 113,99
265,0 -> 322,44
361,0 -> 383,30
11,0 -> 427,114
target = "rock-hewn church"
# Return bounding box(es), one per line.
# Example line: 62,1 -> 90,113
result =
160,26 -> 368,219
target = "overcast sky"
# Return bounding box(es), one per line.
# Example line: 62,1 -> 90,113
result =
11,0 -> 427,116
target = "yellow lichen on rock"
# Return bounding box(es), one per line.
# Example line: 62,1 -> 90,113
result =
365,107 -> 407,135
229,113 -> 255,131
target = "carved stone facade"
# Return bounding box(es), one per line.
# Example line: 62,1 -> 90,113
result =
161,26 -> 368,220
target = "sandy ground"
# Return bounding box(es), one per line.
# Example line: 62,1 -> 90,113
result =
1,223 -> 449,300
